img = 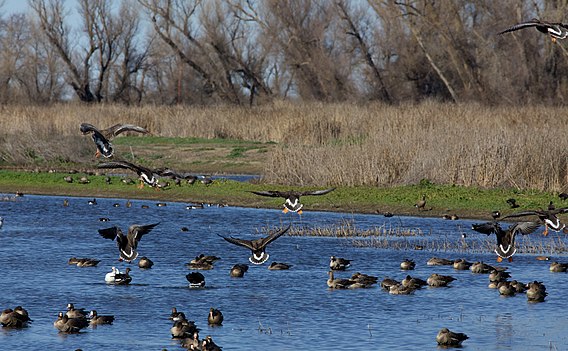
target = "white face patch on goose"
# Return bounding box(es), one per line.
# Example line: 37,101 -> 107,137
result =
250,252 -> 269,264
284,198 -> 303,212
496,245 -> 515,258
544,218 -> 565,231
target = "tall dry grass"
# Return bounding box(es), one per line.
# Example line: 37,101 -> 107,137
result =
0,101 -> 567,191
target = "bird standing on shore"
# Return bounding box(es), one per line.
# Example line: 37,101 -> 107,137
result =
80,123 -> 149,158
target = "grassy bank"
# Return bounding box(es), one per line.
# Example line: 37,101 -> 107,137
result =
0,170 -> 561,220
1,102 -> 567,192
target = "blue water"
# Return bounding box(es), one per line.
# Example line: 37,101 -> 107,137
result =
1,194 -> 567,350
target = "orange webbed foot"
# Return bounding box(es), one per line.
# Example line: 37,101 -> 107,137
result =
282,208 -> 289,214
496,256 -> 503,263
297,210 -> 303,215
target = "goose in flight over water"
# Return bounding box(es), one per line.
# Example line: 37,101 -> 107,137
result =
219,224 -> 290,264
471,221 -> 540,262
98,222 -> 160,262
498,18 -> 568,43
250,188 -> 335,214
80,123 -> 149,158
502,207 -> 568,236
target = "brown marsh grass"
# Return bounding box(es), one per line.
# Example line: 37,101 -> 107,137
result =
1,101 -> 567,191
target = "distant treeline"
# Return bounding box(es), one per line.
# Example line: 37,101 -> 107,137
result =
1,0 -> 568,106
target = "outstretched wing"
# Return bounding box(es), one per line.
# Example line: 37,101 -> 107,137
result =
552,207 -> 568,215
107,124 -> 149,137
219,235 -> 254,250
259,224 -> 291,247
498,21 -> 544,35
154,168 -> 182,178
511,221 -> 541,236
97,160 -> 139,172
471,222 -> 498,235
250,190 -> 283,198
501,210 -> 540,220
127,222 -> 160,247
299,188 -> 336,196
80,123 -> 100,134
98,226 -> 120,240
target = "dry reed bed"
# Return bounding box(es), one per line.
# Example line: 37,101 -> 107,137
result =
1,101 -> 567,191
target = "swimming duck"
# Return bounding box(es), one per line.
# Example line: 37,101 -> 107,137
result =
453,258 -> 472,270
427,273 -> 456,287
498,18 -> 568,43
526,281 -> 547,302
76,258 -> 101,267
268,262 -> 292,270
230,264 -> 249,277
138,256 -> 154,269
329,256 -> 352,271
54,311 -> 89,333
112,267 -> 132,285
88,310 -> 115,325
170,319 -> 200,339
0,308 -> 31,328
510,280 -> 527,293
326,271 -> 363,289
250,188 -> 335,214
489,269 -> 511,283
202,335 -> 222,351
66,303 -> 87,319
88,198 -> 97,205
400,259 -> 416,270
105,266 -> 120,283
502,207 -> 568,236
98,222 -> 160,262
80,123 -> 149,158
388,283 -> 415,295
498,281 -> 516,296
219,224 -> 290,264
186,272 -> 205,288
470,261 -> 499,274
350,272 -> 378,286
380,277 -> 399,290
401,275 -> 427,289
436,327 -> 468,347
185,261 -> 214,270
426,257 -> 453,266
471,221 -> 540,262
97,160 -> 160,189
549,261 -> 568,272
190,254 -> 221,265
207,308 -> 223,326
181,331 -> 201,350
169,307 -> 184,321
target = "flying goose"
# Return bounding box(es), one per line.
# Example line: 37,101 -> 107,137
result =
80,123 -> 149,158
250,188 -> 335,214
97,160 -> 160,189
471,221 -> 540,262
98,222 -> 160,262
501,207 -> 568,236
219,224 -> 290,264
498,18 -> 568,43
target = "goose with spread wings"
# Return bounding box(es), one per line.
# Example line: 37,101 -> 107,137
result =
502,207 -> 568,236
250,188 -> 335,214
498,18 -> 568,43
97,160 -> 159,188
98,222 -> 160,262
471,221 -> 540,262
219,224 -> 290,264
80,123 -> 149,158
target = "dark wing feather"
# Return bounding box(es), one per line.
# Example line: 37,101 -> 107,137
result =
501,211 -> 540,220
155,168 -> 182,178
127,222 -> 160,246
97,160 -> 139,172
250,190 -> 283,198
511,221 -> 541,236
219,235 -> 254,250
552,207 -> 568,215
259,224 -> 291,247
80,123 -> 100,134
497,21 -> 546,35
299,188 -> 336,196
98,226 -> 120,240
471,222 -> 498,235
